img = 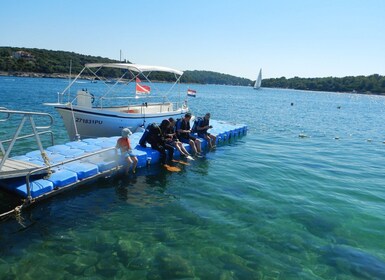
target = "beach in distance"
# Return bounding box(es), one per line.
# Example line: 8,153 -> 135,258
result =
1,76 -> 385,279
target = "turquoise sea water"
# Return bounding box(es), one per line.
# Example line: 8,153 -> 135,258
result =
1,76 -> 385,279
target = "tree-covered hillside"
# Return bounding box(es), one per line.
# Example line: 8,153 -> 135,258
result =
0,47 -> 120,75
1,47 -> 384,94
181,70 -> 252,86
262,75 -> 385,95
0,47 -> 252,86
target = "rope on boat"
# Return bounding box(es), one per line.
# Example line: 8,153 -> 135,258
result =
0,200 -> 30,226
41,151 -> 52,178
14,205 -> 26,227
0,204 -> 23,225
0,208 -> 16,220
69,102 -> 81,141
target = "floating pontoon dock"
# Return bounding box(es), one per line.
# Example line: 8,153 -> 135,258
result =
0,108 -> 247,218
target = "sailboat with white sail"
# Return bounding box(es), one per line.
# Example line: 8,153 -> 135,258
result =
254,68 -> 262,90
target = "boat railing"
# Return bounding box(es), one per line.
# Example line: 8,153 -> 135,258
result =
98,95 -> 165,108
63,93 -> 170,108
98,96 -> 187,113
64,93 -> 188,117
25,146 -> 116,201
0,108 -> 54,172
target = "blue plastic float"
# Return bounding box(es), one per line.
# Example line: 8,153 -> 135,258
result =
0,120 -> 247,200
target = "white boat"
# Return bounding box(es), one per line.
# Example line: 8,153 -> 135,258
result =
45,63 -> 189,140
254,68 -> 262,90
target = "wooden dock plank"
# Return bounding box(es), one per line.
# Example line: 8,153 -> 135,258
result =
0,158 -> 43,179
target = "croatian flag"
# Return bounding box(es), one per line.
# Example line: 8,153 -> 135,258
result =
187,89 -> 196,97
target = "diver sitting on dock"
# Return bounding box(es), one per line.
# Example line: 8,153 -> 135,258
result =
116,128 -> 138,174
197,112 -> 216,149
167,117 -> 193,160
177,113 -> 202,157
149,120 -> 175,166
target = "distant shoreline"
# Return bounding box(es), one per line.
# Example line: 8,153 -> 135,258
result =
1,47 -> 384,93
0,72 -> 213,86
1,71 -> 383,95
0,71 -> 73,79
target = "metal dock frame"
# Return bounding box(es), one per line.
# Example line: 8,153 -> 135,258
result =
0,107 -> 54,179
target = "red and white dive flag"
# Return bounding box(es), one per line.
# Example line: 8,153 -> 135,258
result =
136,83 -> 151,95
187,89 -> 196,97
135,76 -> 150,95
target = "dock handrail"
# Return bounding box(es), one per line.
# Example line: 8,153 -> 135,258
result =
0,108 -> 55,171
0,107 -> 11,122
0,108 -> 54,129
0,131 -> 54,150
25,146 -> 117,201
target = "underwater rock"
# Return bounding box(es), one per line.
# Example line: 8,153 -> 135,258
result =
127,257 -> 149,270
116,239 -> 145,268
96,254 -> 119,277
68,254 -> 98,276
0,262 -> 12,279
219,253 -> 258,279
291,211 -> 337,238
154,251 -> 195,279
321,245 -> 385,279
153,227 -> 177,242
219,270 -> 236,280
117,239 -> 143,256
83,265 -> 97,277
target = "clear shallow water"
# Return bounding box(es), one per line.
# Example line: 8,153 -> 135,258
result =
1,77 -> 385,279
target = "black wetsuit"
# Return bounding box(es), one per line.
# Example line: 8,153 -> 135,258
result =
148,126 -> 174,164
198,117 -> 210,137
178,118 -> 196,143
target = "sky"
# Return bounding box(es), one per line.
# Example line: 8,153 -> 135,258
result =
1,0 -> 384,80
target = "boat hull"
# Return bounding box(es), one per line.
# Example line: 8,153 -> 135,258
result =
56,105 -> 188,140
